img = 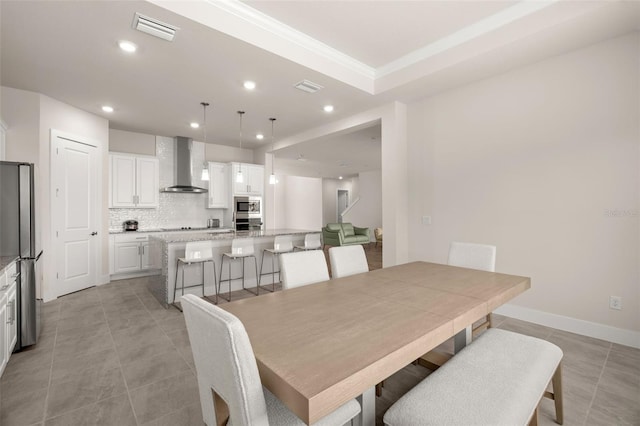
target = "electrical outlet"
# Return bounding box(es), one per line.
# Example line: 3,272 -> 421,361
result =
609,296 -> 622,310
421,215 -> 431,225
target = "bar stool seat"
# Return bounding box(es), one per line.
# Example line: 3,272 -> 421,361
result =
174,241 -> 217,308
259,235 -> 294,292
219,238 -> 259,302
294,233 -> 322,251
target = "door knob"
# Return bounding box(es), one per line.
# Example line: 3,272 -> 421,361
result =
91,232 -> 98,236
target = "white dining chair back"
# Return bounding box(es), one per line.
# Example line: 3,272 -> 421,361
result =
181,294 -> 268,426
294,233 -> 322,251
181,294 -> 361,426
329,245 -> 369,278
279,250 -> 329,290
448,242 -> 496,272
448,241 -> 497,336
231,238 -> 255,257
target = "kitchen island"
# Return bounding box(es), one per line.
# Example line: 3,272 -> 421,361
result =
148,229 -> 312,307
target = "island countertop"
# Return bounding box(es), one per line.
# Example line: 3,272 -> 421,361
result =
149,228 -> 316,244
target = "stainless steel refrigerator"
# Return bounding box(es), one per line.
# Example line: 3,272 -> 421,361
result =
0,161 -> 42,349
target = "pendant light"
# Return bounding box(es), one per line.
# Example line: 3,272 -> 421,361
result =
200,102 -> 210,181
269,117 -> 277,185
236,111 -> 245,183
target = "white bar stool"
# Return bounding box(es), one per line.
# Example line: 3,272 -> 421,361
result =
294,233 -> 322,251
174,241 -> 217,308
219,238 -> 259,301
258,235 -> 294,292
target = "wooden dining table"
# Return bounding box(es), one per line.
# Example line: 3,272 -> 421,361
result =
220,261 -> 530,425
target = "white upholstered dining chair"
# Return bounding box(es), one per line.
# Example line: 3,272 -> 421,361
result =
328,245 -> 369,278
278,250 -> 329,290
293,233 -> 322,251
448,241 -> 497,333
181,294 -> 361,426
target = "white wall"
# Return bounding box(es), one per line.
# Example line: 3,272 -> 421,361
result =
2,87 -> 109,301
322,177 -> 356,224
342,170 -> 382,241
109,129 -> 156,155
271,175 -> 323,231
407,34 -> 639,335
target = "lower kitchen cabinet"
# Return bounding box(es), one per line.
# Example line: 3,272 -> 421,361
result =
0,293 -> 7,376
0,259 -> 18,377
110,234 -> 155,277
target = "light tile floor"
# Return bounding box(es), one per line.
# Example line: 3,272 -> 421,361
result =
0,247 -> 637,425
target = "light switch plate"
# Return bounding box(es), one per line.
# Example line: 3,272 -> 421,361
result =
421,215 -> 431,225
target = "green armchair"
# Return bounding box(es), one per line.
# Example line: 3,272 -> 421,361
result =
322,223 -> 370,247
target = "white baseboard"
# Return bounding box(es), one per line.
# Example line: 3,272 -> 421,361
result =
494,304 -> 640,349
98,274 -> 111,286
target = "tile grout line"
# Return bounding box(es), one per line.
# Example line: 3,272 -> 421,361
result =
100,286 -> 142,426
40,301 -> 62,425
583,342 -> 612,425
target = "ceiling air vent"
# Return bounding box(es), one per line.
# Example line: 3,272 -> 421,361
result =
132,13 -> 179,42
294,80 -> 324,93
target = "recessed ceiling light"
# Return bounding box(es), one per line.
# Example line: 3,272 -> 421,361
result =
256,134 -> 264,140
118,40 -> 137,53
244,81 -> 256,90
101,106 -> 114,113
339,176 -> 343,180
190,122 -> 199,129
323,105 -> 334,113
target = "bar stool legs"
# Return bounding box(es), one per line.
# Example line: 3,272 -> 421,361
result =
218,254 -> 259,302
258,251 -> 281,293
173,257 -> 217,309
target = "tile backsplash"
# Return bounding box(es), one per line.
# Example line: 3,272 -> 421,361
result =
109,137 -> 225,230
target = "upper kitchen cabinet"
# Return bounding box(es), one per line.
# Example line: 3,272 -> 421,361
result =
109,153 -> 159,208
231,163 -> 264,196
207,162 -> 228,209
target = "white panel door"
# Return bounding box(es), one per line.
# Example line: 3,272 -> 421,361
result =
110,155 -> 136,207
53,134 -> 98,296
135,157 -> 159,208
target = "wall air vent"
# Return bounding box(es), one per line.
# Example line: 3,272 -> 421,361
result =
294,80 -> 324,93
132,13 -> 179,42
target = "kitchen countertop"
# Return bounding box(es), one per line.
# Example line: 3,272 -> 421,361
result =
150,228 -> 316,244
0,256 -> 19,272
109,228 -> 233,234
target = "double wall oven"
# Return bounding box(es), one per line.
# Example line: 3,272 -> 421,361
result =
234,196 -> 263,231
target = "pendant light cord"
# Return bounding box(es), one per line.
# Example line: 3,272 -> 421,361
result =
270,117 -> 276,175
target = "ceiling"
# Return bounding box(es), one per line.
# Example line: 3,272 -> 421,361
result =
1,0 -> 638,178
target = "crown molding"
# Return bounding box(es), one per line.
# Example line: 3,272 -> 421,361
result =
205,0 -> 375,79
375,0 -> 559,79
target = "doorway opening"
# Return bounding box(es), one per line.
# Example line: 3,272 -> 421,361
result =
337,189 -> 349,223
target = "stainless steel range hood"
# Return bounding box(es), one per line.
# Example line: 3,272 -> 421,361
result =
161,136 -> 208,193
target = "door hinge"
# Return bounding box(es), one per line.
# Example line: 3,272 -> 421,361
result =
56,273 -> 59,279
56,148 -> 59,155
56,231 -> 58,237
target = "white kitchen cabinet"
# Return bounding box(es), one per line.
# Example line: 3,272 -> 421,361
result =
111,234 -> 153,275
109,153 -> 159,208
207,162 -> 229,209
2,261 -> 17,358
231,163 -> 264,196
0,293 -> 6,377
6,281 -> 17,355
